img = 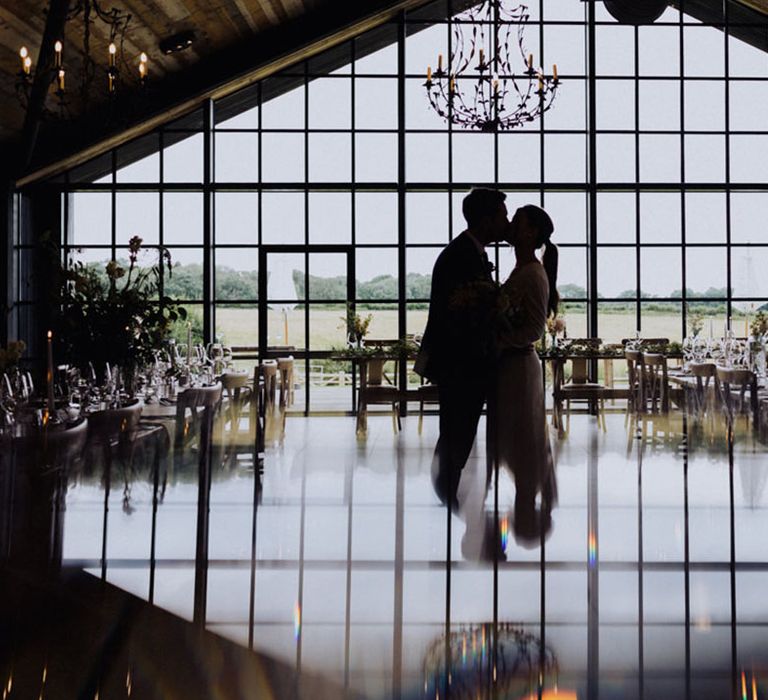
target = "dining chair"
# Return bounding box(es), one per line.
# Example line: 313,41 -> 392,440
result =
356,353 -> 402,435
688,362 -> 718,417
638,353 -> 670,414
277,356 -> 295,409
715,366 -> 759,429
557,338 -> 607,433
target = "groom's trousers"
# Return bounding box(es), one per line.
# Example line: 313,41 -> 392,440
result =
433,378 -> 487,508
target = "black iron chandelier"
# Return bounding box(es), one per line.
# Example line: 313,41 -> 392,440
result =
16,0 -> 148,116
424,1 -> 560,132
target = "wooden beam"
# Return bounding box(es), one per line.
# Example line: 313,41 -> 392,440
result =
15,0 -> 428,187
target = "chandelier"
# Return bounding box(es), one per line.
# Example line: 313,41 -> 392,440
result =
16,0 -> 149,116
424,1 -> 560,132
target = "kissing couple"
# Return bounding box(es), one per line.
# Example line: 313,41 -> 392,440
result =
415,187 -> 558,547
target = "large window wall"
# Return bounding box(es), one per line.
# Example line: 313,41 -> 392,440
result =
19,0 -> 768,410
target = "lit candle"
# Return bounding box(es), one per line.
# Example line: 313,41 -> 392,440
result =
24,56 -> 32,74
57,68 -> 65,92
438,53 -> 443,71
449,76 -> 455,93
527,53 -> 533,70
479,48 -> 485,66
54,40 -> 62,68
109,42 -> 116,67
426,65 -> 432,82
537,73 -> 544,93
139,62 -> 146,81
186,322 -> 192,366
46,331 -> 55,414
493,78 -> 499,93
20,46 -> 29,74
553,63 -> 558,81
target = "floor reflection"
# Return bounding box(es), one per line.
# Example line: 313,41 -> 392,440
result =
3,407 -> 768,698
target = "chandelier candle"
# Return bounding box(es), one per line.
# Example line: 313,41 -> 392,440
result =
54,40 -> 62,68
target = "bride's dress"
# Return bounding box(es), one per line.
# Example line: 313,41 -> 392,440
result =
489,260 -> 556,507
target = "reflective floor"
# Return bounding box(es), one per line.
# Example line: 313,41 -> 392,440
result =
5,407 -> 768,698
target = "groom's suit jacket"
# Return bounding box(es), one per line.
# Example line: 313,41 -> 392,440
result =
416,232 -> 493,384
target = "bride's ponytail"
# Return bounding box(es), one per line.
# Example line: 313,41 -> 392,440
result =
542,240 -> 559,318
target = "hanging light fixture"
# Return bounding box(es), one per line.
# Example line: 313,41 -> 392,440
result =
424,1 -> 560,132
15,0 -> 147,116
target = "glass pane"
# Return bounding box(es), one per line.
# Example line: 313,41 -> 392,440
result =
640,193 -> 681,244
730,80 -> 768,132
163,133 -> 204,183
262,192 -> 305,244
405,133 -> 448,183
544,23 -> 585,77
597,134 -> 635,183
407,302 -> 429,337
357,248 -> 398,300
116,192 -> 159,245
683,26 -> 724,78
262,78 -> 305,129
405,247 -> 439,299
686,300 -> 727,341
685,193 -> 725,244
116,137 -> 159,183
267,253 -> 303,303
556,246 -> 587,300
638,79 -> 680,131
544,77 -> 586,131
309,133 -> 351,182
170,302 -> 204,345
165,248 -> 204,300
728,34 -> 768,77
215,132 -> 259,182
355,28 -> 397,74
355,133 -> 398,182
70,192 -> 111,246
164,192 -> 203,245
405,192 -> 449,244
685,80 -> 724,131
215,304 -> 258,349
730,193 -> 768,244
597,193 -> 636,244
685,247 -> 727,298
308,192 -> 351,244
598,302 -> 637,344
215,192 -> 259,245
730,135 -> 768,184
596,25 -> 635,76
405,23 -> 447,76
684,135 -> 725,183
308,253 -> 347,301
597,79 -> 634,131
498,133 -> 541,183
545,134 -> 587,183
639,135 -> 680,182
544,192 -> 587,245
309,305 -> 347,350
309,77 -> 351,129
355,78 -> 397,129
640,301 -> 682,342
641,247 -> 682,298
215,248 -> 258,301
639,25 -> 680,76
732,247 -> 768,299
598,247 -> 635,299
262,133 -> 305,182
560,301 -> 588,339
355,192 -> 397,244
267,305 -> 305,350
452,133 -> 494,183
406,77 -> 446,130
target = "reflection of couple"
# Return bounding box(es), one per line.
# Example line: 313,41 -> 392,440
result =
415,188 -> 558,547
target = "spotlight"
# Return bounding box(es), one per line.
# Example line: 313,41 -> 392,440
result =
159,30 -> 195,55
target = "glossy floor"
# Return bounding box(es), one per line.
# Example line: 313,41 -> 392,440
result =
60,410 -> 768,699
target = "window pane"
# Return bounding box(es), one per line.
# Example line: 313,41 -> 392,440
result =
308,192 -> 352,245
215,132 -> 259,182
406,247 -> 440,299
309,78 -> 351,129
557,246 -> 587,300
544,23 -> 585,77
116,139 -> 159,183
597,79 -> 634,131
406,133 -> 448,182
685,80 -> 724,131
163,133 -> 203,183
730,193 -> 768,244
406,192 -> 449,244
730,135 -> 768,184
545,134 -> 587,183
640,135 -> 680,182
262,192 -> 305,244
308,253 -> 347,301
357,248 -> 398,300
309,133 -> 351,182
355,192 -> 397,244
215,304 -> 258,348
598,247 -> 635,299
640,193 -> 681,244
165,248 -> 204,300
355,78 -> 397,129
215,192 -> 259,245
262,133 -> 305,182
732,247 -> 768,299
639,25 -> 680,77
545,192 -> 587,245
597,134 -> 635,182
498,134 -> 541,183
116,192 -> 159,245
598,302 -> 637,344
215,248 -> 259,301
406,77 -> 445,130
355,29 -> 397,74
355,133 -> 398,182
597,193 -> 636,244
683,26 -> 724,78
640,301 -> 682,342
596,25 -> 635,76
163,192 -> 203,245
545,77 -> 586,131
684,135 -> 725,183
639,80 -> 680,131
641,247 -> 682,298
262,79 -> 305,129
685,193 -> 725,244
452,133 -> 494,183
405,23 -> 447,75
685,247 -> 727,298
70,192 -> 111,246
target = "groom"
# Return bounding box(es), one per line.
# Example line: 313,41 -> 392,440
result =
415,187 -> 510,509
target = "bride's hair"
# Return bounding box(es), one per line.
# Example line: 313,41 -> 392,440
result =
519,204 -> 559,318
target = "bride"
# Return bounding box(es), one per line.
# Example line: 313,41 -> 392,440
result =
489,204 -> 559,544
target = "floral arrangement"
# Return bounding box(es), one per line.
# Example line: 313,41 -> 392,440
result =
688,308 -> 704,337
750,310 -> 768,338
332,337 -> 420,359
0,340 -> 26,372
51,235 -> 186,384
341,303 -> 373,344
546,314 -> 566,338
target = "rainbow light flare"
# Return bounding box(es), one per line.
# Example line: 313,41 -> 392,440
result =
500,517 -> 509,552
294,602 -> 302,641
588,531 -> 597,567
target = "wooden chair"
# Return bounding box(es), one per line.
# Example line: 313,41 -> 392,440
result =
277,356 -> 295,408
557,338 -> 607,432
356,353 -> 402,436
688,362 -> 718,417
638,353 -> 670,413
715,366 -> 759,429
261,360 -> 278,410
219,370 -> 251,433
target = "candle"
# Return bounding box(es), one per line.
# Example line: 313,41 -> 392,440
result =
109,42 -> 116,66
553,63 -> 558,81
527,53 -> 533,70
438,53 -> 443,71
139,62 -> 146,80
24,56 -> 32,74
537,73 -> 544,93
479,48 -> 485,66
20,46 -> 29,74
493,79 -> 499,93
54,40 -> 62,68
57,68 -> 65,92
426,65 -> 432,82
449,76 -> 455,93
186,322 -> 192,366
46,331 -> 55,414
